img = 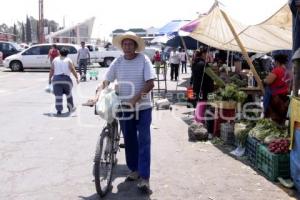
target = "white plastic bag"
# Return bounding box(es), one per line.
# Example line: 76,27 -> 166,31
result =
45,84 -> 53,93
95,88 -> 120,123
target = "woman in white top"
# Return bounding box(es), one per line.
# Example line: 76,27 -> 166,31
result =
48,48 -> 79,115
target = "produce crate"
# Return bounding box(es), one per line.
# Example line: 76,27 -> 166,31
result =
256,144 -> 290,181
220,123 -> 235,145
245,136 -> 260,166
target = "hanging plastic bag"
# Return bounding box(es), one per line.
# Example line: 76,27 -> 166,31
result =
95,88 -> 120,123
44,84 -> 53,93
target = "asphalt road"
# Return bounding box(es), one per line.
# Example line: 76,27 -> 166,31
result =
0,66 -> 136,200
0,66 -> 297,200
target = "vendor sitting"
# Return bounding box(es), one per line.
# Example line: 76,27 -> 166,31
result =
263,54 -> 290,125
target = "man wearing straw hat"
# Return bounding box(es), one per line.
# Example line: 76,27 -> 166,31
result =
92,32 -> 156,192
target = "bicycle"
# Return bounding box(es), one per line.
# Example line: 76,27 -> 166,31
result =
93,103 -> 127,197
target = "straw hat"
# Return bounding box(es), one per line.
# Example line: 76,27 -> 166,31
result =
112,31 -> 145,53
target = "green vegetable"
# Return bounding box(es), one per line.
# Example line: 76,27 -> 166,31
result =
248,119 -> 288,142
214,84 -> 247,103
235,128 -> 250,147
205,67 -> 225,87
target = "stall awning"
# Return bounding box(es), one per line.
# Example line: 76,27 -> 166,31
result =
189,4 -> 292,53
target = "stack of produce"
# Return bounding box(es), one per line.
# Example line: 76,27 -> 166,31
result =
248,119 -> 288,143
214,84 -> 247,103
188,122 -> 208,141
268,139 -> 290,154
229,74 -> 248,88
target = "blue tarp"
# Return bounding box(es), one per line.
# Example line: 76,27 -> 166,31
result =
157,20 -> 200,49
158,20 -> 191,35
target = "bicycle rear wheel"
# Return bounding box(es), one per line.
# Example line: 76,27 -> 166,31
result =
94,127 -> 114,197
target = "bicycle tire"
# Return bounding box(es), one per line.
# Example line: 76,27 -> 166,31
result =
94,127 -> 114,197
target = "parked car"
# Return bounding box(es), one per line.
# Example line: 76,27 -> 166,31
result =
3,43 -> 78,71
0,41 -> 23,60
98,45 -> 123,67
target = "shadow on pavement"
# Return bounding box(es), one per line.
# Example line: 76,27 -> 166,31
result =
43,112 -> 77,118
79,164 -> 152,200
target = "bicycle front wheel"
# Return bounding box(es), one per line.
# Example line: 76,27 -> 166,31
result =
94,127 -> 114,197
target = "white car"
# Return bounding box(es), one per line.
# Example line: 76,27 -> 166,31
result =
85,44 -> 103,65
3,43 -> 79,72
97,46 -> 160,67
98,46 -> 123,67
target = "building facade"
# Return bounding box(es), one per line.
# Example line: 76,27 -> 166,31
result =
45,17 -> 95,44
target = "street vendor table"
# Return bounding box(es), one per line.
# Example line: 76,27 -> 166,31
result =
240,87 -> 262,102
240,87 -> 262,96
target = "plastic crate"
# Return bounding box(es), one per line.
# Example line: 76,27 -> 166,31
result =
256,144 -> 290,181
220,123 -> 235,145
245,136 -> 260,166
88,70 -> 99,80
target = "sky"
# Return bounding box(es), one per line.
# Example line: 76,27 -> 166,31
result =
1,0 -> 288,41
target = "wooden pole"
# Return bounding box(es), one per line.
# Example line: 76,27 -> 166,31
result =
220,10 -> 264,94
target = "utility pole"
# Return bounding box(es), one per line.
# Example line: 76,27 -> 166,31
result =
38,0 -> 44,43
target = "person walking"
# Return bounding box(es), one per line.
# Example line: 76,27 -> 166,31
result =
77,41 -> 90,81
49,48 -> 79,115
169,48 -> 180,81
91,32 -> 155,193
153,50 -> 161,74
180,49 -> 187,74
48,44 -> 60,63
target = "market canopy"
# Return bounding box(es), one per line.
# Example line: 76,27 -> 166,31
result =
189,3 -> 292,53
152,20 -> 200,49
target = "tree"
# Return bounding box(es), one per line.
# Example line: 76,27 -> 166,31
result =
13,24 -> 18,42
46,20 -> 59,33
26,16 -> 32,43
0,23 -> 9,33
29,16 -> 38,43
21,23 -> 25,43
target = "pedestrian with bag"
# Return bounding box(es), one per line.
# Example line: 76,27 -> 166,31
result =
89,32 -> 155,193
49,48 -> 79,115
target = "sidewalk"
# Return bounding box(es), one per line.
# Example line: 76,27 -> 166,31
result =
146,67 -> 298,199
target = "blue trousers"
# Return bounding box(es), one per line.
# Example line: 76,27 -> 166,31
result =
79,59 -> 88,76
119,108 -> 152,179
52,75 -> 74,112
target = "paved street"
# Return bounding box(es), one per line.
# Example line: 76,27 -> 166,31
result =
0,66 -> 298,200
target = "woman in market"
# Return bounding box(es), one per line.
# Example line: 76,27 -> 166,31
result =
190,49 -> 214,107
263,54 -> 290,125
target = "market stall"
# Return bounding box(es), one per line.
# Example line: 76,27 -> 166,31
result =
185,2 -> 298,189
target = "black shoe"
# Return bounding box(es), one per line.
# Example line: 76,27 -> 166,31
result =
57,111 -> 62,115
